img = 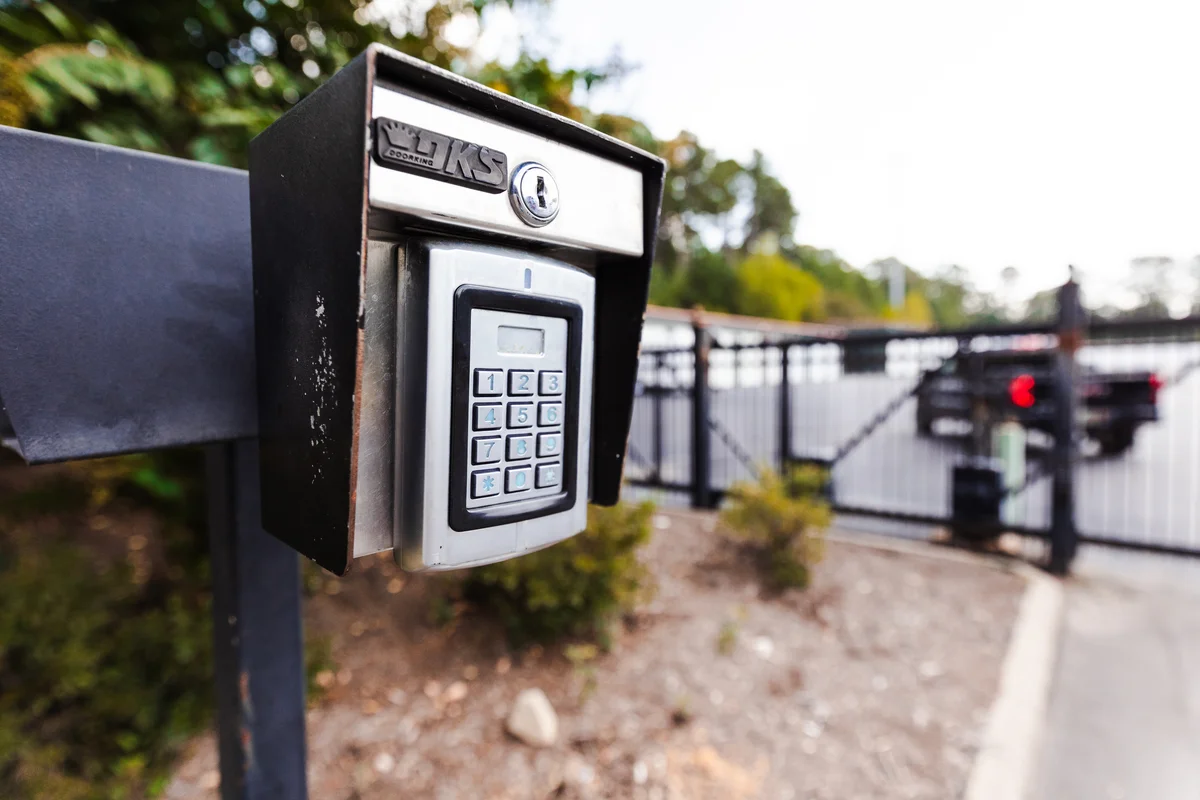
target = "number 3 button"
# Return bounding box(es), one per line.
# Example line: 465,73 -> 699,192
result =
539,371 -> 563,395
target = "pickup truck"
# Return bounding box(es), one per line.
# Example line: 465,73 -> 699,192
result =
915,349 -> 1161,455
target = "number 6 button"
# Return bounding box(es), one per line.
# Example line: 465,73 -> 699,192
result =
538,402 -> 563,427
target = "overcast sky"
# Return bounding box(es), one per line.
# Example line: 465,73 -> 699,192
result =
477,0 -> 1200,307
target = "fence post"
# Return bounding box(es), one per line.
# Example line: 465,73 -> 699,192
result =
1049,277 -> 1084,574
778,343 -> 792,473
207,440 -> 309,800
691,311 -> 713,509
652,352 -> 664,483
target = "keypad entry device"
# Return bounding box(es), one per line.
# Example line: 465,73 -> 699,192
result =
451,291 -> 582,529
396,242 -> 594,571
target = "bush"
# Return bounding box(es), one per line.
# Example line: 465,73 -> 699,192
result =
720,466 -> 831,592
0,450 -> 330,799
0,451 -> 212,800
461,502 -> 656,646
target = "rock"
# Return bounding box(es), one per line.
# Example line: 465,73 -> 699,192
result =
563,753 -> 596,794
506,688 -> 559,747
373,752 -> 395,774
443,680 -> 469,704
752,636 -> 775,660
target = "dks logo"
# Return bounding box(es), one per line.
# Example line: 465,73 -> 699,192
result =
373,117 -> 508,194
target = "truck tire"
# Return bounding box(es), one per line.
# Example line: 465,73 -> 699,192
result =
1097,424 -> 1135,456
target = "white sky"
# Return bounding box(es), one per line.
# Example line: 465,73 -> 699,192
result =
477,0 -> 1200,308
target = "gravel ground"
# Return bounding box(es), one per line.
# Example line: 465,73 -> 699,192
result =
167,509 -> 1024,800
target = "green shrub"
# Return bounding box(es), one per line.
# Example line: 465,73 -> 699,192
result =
461,502 -> 655,646
0,451 -> 212,800
0,450 -> 330,799
720,466 -> 831,591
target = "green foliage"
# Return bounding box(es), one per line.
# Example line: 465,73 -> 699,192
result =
0,451 -> 331,798
737,252 -> 826,322
461,502 -> 655,645
720,466 -> 831,592
0,0 -> 523,166
0,453 -> 211,800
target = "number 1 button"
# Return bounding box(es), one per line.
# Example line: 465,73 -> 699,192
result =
474,369 -> 503,396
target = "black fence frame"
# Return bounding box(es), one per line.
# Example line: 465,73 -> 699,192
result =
628,283 -> 1200,570
1,128 -> 307,799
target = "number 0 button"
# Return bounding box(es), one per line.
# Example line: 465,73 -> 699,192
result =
505,466 -> 532,492
539,371 -> 563,395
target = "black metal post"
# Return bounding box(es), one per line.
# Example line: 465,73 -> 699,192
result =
207,440 -> 309,800
652,353 -> 665,483
778,343 -> 792,474
1049,278 -> 1083,574
691,313 -> 713,509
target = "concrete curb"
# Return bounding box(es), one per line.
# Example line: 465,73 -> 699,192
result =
962,563 -> 1063,800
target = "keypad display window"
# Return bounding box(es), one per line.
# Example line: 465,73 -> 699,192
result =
448,286 -> 582,531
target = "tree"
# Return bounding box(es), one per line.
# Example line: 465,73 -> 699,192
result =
0,0 -> 531,166
741,149 -> 797,253
737,253 -> 825,322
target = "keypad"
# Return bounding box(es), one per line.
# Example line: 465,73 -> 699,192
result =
468,365 -> 566,508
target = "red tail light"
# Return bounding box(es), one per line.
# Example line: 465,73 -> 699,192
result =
1009,373 -> 1036,408
1149,373 -> 1163,403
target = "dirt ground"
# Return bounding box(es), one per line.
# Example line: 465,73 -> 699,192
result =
167,509 -> 1024,800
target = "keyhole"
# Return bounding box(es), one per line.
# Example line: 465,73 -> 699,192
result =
535,175 -> 547,209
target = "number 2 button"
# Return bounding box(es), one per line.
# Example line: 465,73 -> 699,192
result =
509,370 -> 534,396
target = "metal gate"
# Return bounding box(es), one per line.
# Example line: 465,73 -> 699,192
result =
625,308 -> 1200,561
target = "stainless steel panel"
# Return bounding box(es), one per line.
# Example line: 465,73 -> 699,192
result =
368,86 -> 644,257
351,240 -> 398,558
396,241 -> 594,570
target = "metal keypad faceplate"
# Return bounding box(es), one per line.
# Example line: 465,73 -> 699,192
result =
466,309 -> 568,511
395,242 -> 594,572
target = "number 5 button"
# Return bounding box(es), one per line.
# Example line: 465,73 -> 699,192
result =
539,371 -> 563,395
507,402 -> 533,428
538,402 -> 563,427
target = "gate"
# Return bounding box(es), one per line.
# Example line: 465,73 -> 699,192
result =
625,300 -> 1200,564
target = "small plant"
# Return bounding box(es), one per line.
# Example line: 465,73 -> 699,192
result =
720,466 -> 831,592
564,643 -> 600,703
716,619 -> 739,655
461,502 -> 655,645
